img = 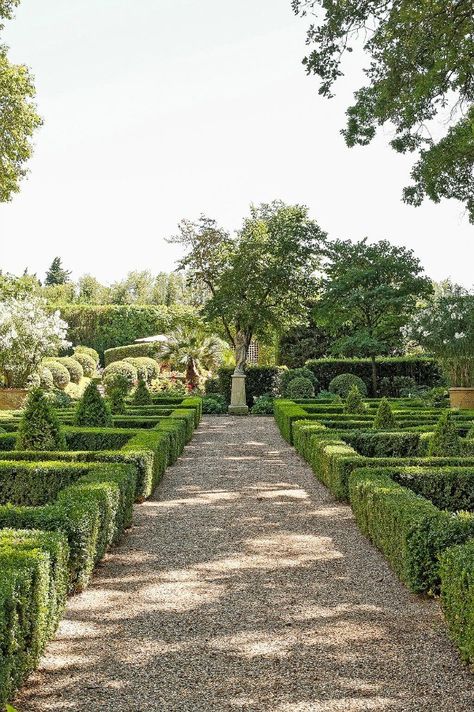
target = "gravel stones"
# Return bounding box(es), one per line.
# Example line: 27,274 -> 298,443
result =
14,417 -> 474,711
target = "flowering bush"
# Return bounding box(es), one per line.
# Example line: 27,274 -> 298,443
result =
0,296 -> 70,388
405,286 -> 474,387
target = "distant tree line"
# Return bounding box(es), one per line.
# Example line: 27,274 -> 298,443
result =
0,257 -> 207,307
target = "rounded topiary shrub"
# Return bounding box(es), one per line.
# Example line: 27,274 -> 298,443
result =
133,377 -> 152,405
75,381 -> 113,427
55,357 -> 84,384
329,373 -> 368,398
281,368 -> 319,397
428,412 -> 462,457
103,360 -> 138,393
74,345 -> 100,366
43,359 -> 71,390
16,388 -> 66,451
344,385 -> 366,415
373,398 -> 397,429
124,357 -> 159,383
286,376 -> 315,399
72,350 -> 96,377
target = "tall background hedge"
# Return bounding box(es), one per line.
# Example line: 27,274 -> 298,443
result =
57,305 -> 198,361
305,357 -> 442,394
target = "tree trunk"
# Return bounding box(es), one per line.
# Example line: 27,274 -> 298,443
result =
371,356 -> 378,397
185,357 -> 199,391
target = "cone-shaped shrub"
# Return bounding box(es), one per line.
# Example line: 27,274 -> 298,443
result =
75,382 -> 112,427
133,377 -> 152,405
16,388 -> 66,451
428,411 -> 462,456
344,384 -> 365,414
373,398 -> 397,430
105,374 -> 128,414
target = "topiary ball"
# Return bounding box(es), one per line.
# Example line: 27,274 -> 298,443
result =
103,360 -> 138,393
281,367 -> 319,397
72,351 -> 96,377
74,345 -> 100,365
286,376 -> 315,399
329,373 -> 368,398
43,360 -> 71,390
55,357 -> 84,384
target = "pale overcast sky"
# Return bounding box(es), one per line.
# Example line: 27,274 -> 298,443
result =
0,0 -> 472,286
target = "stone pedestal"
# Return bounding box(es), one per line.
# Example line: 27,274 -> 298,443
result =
228,373 -> 249,415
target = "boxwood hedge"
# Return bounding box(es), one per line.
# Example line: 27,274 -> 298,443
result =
440,541 -> 474,664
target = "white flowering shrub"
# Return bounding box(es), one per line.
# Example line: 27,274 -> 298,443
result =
0,296 -> 70,388
405,286 -> 474,387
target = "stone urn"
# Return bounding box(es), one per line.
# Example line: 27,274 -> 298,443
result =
0,388 -> 28,411
449,387 -> 474,410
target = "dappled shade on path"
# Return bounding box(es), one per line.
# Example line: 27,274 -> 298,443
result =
15,418 -> 474,711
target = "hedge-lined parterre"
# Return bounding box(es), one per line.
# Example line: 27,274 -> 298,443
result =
0,395 -> 201,706
275,397 -> 474,663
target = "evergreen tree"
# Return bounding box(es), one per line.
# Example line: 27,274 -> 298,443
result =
45,257 -> 71,286
75,382 -> 112,427
344,385 -> 366,415
373,398 -> 397,430
16,388 -> 66,451
428,412 -> 462,457
133,377 -> 152,405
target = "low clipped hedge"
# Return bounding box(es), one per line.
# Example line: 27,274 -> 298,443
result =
0,398 -> 201,705
0,417 -> 186,502
0,546 -> 52,707
0,463 -> 136,593
392,466 -> 474,512
342,431 -> 421,458
0,461 -> 95,506
440,541 -> 474,664
349,468 -> 474,593
291,418 -> 474,501
274,400 -> 310,443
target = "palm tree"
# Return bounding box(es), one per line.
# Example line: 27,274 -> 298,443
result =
159,328 -> 226,390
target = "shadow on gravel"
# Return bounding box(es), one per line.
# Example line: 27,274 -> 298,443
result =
15,417 -> 474,712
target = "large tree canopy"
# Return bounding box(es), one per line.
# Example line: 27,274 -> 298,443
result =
314,238 -> 433,393
0,0 -> 41,201
170,201 -> 327,370
293,1 -> 474,221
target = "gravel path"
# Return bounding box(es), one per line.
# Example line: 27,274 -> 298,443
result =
15,417 -> 474,711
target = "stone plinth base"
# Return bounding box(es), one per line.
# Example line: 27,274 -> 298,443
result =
228,404 -> 249,415
228,373 -> 249,416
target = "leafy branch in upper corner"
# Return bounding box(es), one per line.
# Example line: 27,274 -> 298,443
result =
293,1 -> 474,220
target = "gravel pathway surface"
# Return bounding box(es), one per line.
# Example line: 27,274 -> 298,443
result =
15,416 -> 474,711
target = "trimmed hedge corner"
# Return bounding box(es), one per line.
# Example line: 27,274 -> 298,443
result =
440,541 -> 474,664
